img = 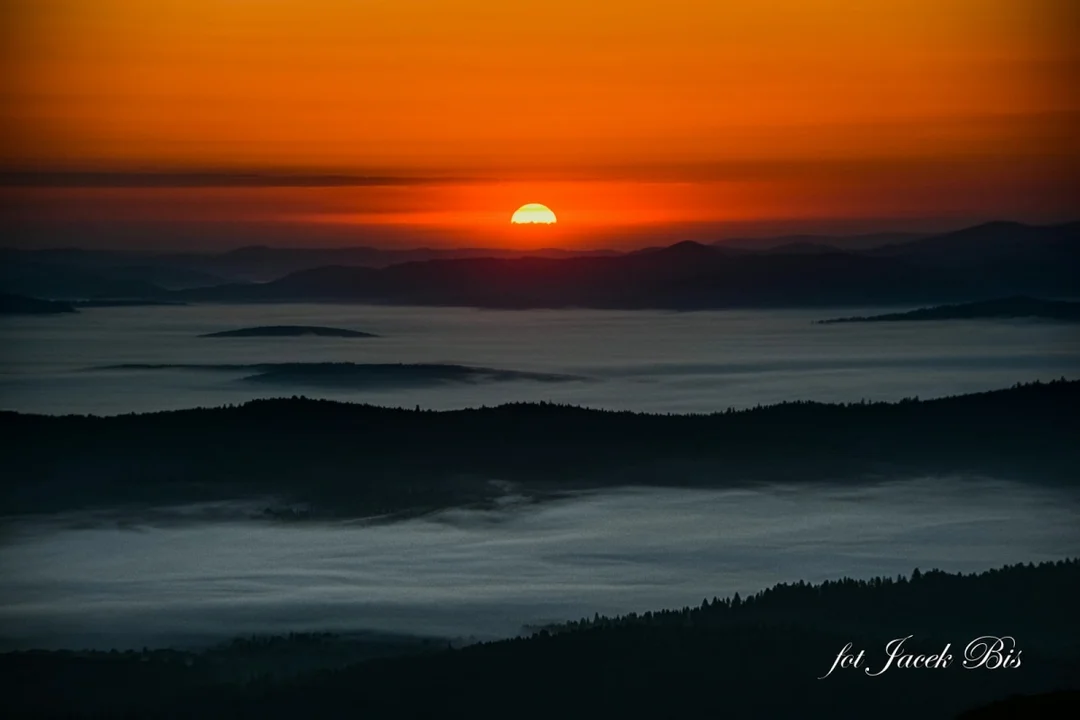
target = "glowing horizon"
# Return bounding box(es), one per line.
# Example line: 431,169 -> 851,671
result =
1,1 -> 1077,248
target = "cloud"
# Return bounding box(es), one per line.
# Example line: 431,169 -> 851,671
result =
0,171 -> 479,189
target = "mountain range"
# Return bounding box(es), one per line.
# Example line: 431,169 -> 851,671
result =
2,221 -> 1076,309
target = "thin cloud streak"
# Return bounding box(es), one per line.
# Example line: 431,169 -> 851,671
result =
0,171 -> 486,189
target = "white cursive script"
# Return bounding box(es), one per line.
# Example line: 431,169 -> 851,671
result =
819,636 -> 1021,679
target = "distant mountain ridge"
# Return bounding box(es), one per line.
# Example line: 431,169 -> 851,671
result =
3,221 -> 1076,307
819,296 -> 1080,324
870,221 -> 1080,261
715,231 -> 927,251
0,245 -> 623,286
177,222 -> 1078,309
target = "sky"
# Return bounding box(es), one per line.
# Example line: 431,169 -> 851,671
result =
1,0 -> 1077,249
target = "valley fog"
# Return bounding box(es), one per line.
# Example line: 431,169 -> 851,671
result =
1,304 -> 1078,415
2,478 -> 1078,650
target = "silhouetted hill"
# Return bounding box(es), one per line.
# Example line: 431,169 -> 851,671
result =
187,245 -> 622,280
819,297 -> 1080,324
3,560 -> 1077,718
0,259 -> 168,300
5,221 -> 1075,305
91,361 -> 583,388
870,223 -> 1079,299
195,560 -> 1080,720
716,231 -> 927,251
101,264 -> 226,289
176,222 -> 1079,308
872,221 -> 1077,262
629,240 -> 727,257
0,292 -> 77,315
201,326 -> 379,338
178,247 -> 952,308
0,245 -> 623,287
1,380 -> 1076,517
764,241 -> 853,255
0,252 -> 221,289
0,631 -> 444,718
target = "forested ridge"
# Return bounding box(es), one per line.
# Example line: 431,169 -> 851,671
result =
2,380 -> 1077,517
3,560 -> 1078,718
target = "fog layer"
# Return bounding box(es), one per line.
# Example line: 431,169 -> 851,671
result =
2,478 -> 1077,650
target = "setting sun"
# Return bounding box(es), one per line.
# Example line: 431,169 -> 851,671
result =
511,204 -> 557,225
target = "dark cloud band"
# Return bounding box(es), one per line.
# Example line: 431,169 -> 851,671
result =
0,171 -> 475,188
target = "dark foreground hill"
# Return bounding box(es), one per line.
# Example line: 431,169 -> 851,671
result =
1,379 -> 1076,517
819,296 -> 1080,324
3,560 -> 1077,718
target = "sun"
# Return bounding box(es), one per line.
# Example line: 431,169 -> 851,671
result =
511,203 -> 557,224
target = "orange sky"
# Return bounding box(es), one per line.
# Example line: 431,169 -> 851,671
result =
1,0 -> 1077,247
